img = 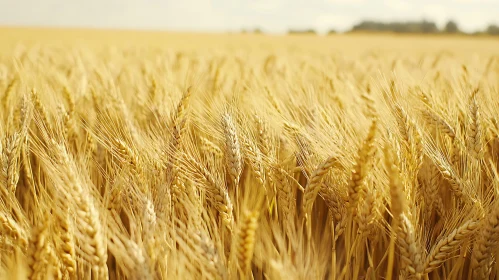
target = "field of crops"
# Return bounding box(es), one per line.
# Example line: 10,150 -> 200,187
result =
1,28 -> 499,279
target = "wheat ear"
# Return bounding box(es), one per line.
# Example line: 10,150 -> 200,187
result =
347,119 -> 377,215
236,211 -> 259,276
27,224 -> 52,280
424,218 -> 478,273
467,93 -> 483,159
0,212 -> 28,249
471,201 -> 499,279
184,153 -> 234,231
303,156 -> 339,234
422,110 -> 456,141
222,112 -> 242,187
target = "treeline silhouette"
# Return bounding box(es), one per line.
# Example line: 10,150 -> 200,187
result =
349,20 -> 498,35
351,20 -> 439,33
241,20 -> 499,35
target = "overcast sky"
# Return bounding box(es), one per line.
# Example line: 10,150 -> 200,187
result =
0,0 -> 497,33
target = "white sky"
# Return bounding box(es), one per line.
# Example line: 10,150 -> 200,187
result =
0,0 -> 497,33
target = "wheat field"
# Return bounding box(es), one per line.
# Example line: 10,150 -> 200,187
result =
1,28 -> 499,279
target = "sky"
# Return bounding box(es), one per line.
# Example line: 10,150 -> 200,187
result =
0,0 -> 498,33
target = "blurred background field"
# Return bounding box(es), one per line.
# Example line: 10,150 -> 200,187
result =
1,27 -> 498,56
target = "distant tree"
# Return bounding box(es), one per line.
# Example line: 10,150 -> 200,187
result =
351,21 -> 384,32
288,29 -> 317,35
253,28 -> 263,34
444,20 -> 460,33
328,29 -> 337,35
486,24 -> 499,35
420,20 -> 439,33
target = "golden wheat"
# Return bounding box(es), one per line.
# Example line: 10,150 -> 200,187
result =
0,29 -> 498,279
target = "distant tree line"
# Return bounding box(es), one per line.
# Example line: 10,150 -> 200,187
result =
241,20 -> 499,36
351,20 -> 439,33
485,24 -> 499,35
346,20 -> 499,35
349,20 -> 499,35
